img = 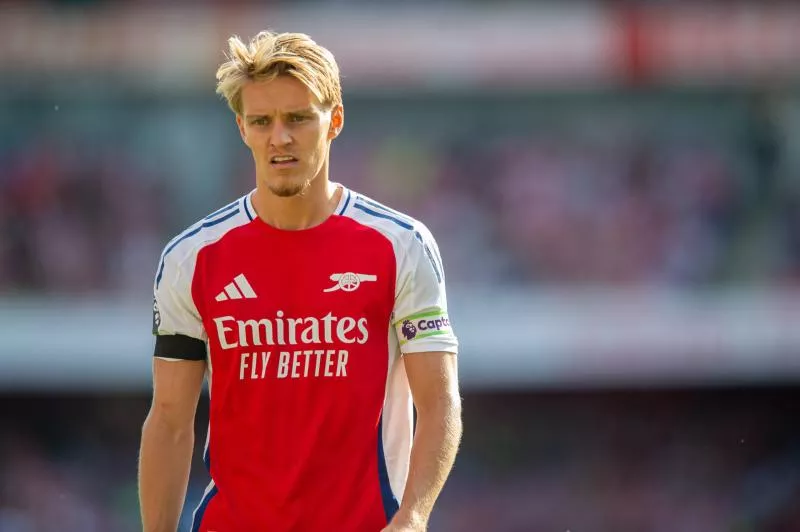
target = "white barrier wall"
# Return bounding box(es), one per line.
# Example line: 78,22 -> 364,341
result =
1,288 -> 799,391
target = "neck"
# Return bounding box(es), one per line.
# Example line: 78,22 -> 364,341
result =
251,164 -> 340,231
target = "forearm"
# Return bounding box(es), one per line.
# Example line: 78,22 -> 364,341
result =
139,410 -> 195,532
394,399 -> 462,528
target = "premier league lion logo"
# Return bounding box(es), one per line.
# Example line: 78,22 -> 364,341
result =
401,320 -> 417,341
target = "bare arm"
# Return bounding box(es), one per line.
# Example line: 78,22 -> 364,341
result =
139,358 -> 206,532
385,352 -> 462,531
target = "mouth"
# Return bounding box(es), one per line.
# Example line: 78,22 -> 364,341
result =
270,155 -> 299,168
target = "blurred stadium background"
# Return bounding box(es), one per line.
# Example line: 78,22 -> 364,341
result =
2,1 -> 800,531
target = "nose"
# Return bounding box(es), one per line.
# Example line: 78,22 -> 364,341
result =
270,119 -> 292,148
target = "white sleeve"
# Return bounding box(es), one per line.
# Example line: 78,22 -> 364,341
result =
153,248 -> 206,342
392,224 -> 458,355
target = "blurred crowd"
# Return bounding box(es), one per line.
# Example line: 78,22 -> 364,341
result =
339,131 -> 749,287
8,0 -> 738,5
0,138 -> 170,295
1,92 -> 799,295
1,388 -> 798,532
440,389 -> 800,532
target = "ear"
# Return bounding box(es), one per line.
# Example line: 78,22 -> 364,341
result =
327,104 -> 344,141
236,114 -> 248,145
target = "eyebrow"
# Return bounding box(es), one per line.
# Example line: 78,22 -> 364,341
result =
245,108 -> 315,119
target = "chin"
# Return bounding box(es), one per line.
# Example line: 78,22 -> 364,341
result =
267,177 -> 311,198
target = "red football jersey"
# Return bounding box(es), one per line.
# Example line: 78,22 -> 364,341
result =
152,186 -> 458,531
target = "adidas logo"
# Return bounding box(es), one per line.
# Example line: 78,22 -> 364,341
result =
215,274 -> 257,302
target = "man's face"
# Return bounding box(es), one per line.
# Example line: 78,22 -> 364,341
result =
236,76 -> 342,197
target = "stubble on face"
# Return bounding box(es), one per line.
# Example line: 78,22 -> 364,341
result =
267,178 -> 311,198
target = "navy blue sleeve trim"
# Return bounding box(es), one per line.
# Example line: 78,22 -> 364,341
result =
154,334 -> 206,361
353,201 -> 413,230
415,231 -> 443,283
356,195 -> 414,224
155,207 -> 240,288
205,199 -> 239,220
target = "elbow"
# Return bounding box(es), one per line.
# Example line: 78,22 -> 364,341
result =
143,402 -> 195,442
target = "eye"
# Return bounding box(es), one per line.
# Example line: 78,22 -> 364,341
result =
289,114 -> 308,123
250,117 -> 269,126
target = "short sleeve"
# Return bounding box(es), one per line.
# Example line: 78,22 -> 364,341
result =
392,225 -> 458,355
152,249 -> 207,360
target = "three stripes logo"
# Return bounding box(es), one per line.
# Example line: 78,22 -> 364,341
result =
215,274 -> 257,302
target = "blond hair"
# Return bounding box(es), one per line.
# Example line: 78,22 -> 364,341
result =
216,31 -> 342,115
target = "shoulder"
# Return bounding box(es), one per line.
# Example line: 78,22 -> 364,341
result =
342,190 -> 444,281
154,192 -> 256,288
343,190 -> 436,249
